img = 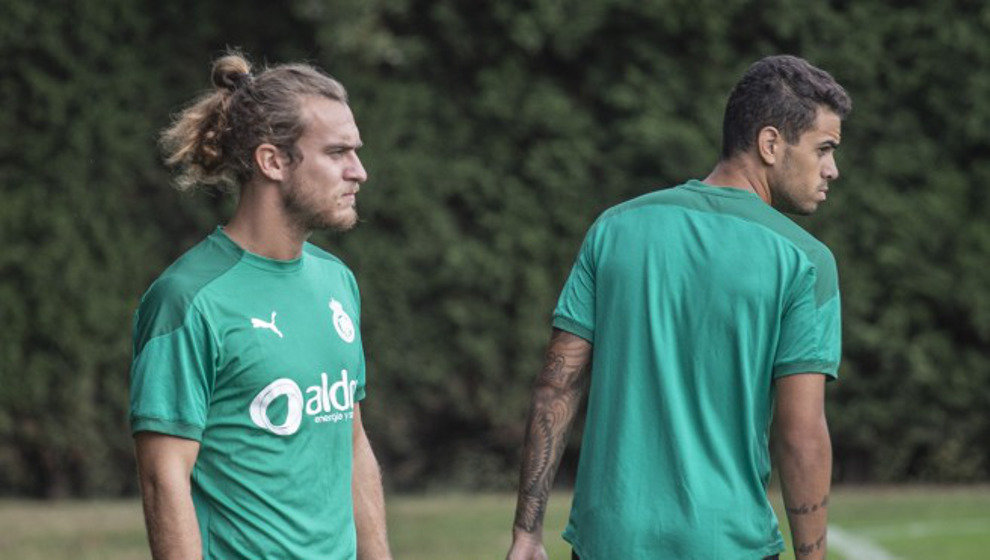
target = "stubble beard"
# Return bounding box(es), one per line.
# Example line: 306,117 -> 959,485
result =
772,150 -> 818,216
282,177 -> 359,233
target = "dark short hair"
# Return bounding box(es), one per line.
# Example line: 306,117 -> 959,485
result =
720,55 -> 851,159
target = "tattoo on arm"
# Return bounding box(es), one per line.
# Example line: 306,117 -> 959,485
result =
512,330 -> 591,533
786,495 -> 829,515
795,531 -> 826,558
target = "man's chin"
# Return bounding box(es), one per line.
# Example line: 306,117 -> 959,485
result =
773,199 -> 818,216
324,211 -> 359,232
295,209 -> 358,233
332,220 -> 358,233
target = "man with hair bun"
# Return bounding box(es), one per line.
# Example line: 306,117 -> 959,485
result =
508,55 -> 850,560
130,51 -> 392,559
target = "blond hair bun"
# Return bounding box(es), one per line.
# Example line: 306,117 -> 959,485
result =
211,53 -> 252,92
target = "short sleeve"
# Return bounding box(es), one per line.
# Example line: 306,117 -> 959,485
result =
773,261 -> 842,380
129,302 -> 217,440
345,269 -> 367,403
551,225 -> 599,342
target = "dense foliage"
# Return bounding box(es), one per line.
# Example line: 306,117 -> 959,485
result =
1,0 -> 988,496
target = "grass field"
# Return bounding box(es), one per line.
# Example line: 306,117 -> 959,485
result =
1,487 -> 988,559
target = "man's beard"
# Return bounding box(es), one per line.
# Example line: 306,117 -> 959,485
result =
282,178 -> 358,233
771,151 -> 815,216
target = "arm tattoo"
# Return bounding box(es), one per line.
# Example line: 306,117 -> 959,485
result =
512,330 -> 591,533
795,531 -> 826,558
540,350 -> 566,385
786,495 -> 829,515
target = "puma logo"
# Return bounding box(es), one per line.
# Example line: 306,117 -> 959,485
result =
251,311 -> 284,338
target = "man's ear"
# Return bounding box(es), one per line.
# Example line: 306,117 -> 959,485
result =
254,143 -> 289,182
757,126 -> 783,166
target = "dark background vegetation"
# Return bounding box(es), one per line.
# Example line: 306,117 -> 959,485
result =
2,0 -> 988,497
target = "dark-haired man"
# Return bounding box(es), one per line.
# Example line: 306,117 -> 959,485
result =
507,55 -> 849,560
131,54 -> 392,559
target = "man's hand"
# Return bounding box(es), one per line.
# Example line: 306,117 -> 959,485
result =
506,527 -> 549,560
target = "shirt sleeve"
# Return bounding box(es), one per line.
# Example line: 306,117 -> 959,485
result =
772,259 -> 842,380
129,301 -> 218,440
345,269 -> 367,403
551,224 -> 600,343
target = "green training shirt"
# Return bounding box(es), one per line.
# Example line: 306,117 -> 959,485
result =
130,227 -> 366,559
554,180 -> 841,559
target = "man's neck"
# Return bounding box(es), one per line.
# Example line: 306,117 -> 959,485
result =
223,181 -> 309,260
702,157 -> 772,205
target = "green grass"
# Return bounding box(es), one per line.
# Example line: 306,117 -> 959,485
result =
0,499 -> 149,560
819,486 -> 990,560
1,487 -> 988,559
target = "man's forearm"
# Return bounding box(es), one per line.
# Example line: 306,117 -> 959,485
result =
353,421 -> 392,560
512,330 -> 591,535
775,423 -> 832,560
140,476 -> 202,560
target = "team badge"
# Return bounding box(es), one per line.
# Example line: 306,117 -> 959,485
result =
329,298 -> 355,343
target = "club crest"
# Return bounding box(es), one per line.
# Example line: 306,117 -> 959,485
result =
329,298 -> 355,343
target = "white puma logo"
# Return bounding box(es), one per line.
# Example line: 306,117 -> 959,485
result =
251,311 -> 284,338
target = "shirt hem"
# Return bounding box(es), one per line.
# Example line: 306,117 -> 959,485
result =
130,416 -> 204,441
764,542 -> 787,558
551,315 -> 593,343
563,527 -> 785,559
562,528 -> 582,558
773,361 -> 839,380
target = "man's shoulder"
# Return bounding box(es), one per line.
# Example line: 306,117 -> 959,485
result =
742,208 -> 839,303
751,209 -> 836,273
600,184 -> 687,218
590,184 -> 838,292
303,242 -> 360,296
584,185 -> 688,238
303,242 -> 349,270
149,235 -> 241,299
136,235 -> 241,341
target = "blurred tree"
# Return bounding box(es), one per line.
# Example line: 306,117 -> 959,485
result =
814,1 -> 990,482
300,0 -> 990,486
1,0 -> 988,496
0,0 -> 166,497
0,0 -> 325,496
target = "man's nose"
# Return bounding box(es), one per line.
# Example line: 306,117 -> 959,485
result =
346,153 -> 368,183
823,155 -> 839,181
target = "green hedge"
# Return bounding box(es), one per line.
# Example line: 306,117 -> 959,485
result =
1,0 -> 988,496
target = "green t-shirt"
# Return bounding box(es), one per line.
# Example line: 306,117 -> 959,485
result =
554,181 -> 841,559
130,227 -> 366,559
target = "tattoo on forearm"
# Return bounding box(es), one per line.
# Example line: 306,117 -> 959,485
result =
786,495 -> 829,515
795,531 -> 826,558
513,332 -> 591,533
539,350 -> 566,385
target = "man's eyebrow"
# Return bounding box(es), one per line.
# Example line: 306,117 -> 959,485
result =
819,140 -> 839,149
324,141 -> 363,151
